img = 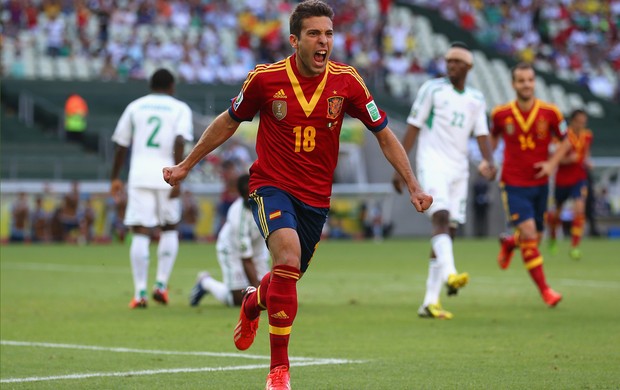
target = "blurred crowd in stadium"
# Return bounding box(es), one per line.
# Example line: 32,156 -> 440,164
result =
420,0 -> 620,100
2,0 -> 618,101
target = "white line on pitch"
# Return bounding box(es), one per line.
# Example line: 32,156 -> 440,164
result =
0,359 -> 363,384
0,340 -> 331,362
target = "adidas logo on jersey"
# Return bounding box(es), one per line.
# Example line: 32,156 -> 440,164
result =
270,310 -> 289,319
273,89 -> 287,99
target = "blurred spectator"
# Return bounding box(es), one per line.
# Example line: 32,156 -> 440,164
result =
594,187 -> 613,217
31,196 -> 49,243
384,51 -> 410,76
110,189 -> 128,242
10,192 -> 30,242
9,47 -> 26,79
44,12 -> 66,57
213,158 -> 242,238
221,138 -> 252,171
78,197 -> 96,244
59,181 -> 81,242
426,55 -> 446,77
588,67 -> 615,99
100,54 -> 118,81
472,175 -> 490,237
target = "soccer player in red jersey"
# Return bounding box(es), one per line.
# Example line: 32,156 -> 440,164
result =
163,1 -> 432,388
490,62 -> 572,307
547,109 -> 593,260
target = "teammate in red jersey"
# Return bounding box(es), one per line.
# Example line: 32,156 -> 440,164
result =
547,109 -> 593,260
490,62 -> 572,307
163,1 -> 432,388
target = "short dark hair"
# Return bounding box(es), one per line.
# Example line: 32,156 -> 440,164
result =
150,68 -> 175,91
237,174 -> 250,207
569,109 -> 587,121
450,41 -> 469,50
511,62 -> 534,81
290,0 -> 334,38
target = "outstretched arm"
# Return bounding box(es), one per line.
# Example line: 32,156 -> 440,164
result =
391,123 -> 420,193
375,126 -> 432,212
163,110 -> 241,186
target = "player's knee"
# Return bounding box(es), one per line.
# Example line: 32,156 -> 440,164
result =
432,210 -> 450,229
272,256 -> 301,270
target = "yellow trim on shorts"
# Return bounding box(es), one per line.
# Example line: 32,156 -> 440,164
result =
250,190 -> 270,239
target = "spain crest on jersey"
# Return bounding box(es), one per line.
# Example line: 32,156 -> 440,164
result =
327,96 -> 344,119
272,100 -> 287,121
536,118 -> 548,139
505,117 -> 514,135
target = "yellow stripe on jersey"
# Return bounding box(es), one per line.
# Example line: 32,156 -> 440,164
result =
510,99 -> 541,133
286,56 -> 328,117
328,62 -> 370,98
241,61 -> 287,93
491,102 -> 511,117
539,101 -> 564,121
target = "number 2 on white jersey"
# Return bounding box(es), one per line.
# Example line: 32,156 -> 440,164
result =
146,116 -> 162,148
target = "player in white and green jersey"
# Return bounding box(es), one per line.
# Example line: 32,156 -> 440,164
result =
110,68 -> 194,309
393,42 -> 497,319
189,174 -> 270,308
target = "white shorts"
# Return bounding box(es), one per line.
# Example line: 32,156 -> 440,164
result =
124,187 -> 181,228
217,249 -> 270,291
418,166 -> 469,224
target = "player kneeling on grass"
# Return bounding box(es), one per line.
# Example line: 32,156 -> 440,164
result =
189,174 -> 270,307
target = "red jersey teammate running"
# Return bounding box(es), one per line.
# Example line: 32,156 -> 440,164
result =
547,109 -> 593,260
163,2 -> 432,388
491,62 -> 571,307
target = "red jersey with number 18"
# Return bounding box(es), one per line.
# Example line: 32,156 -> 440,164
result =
228,54 -> 388,208
491,99 -> 566,187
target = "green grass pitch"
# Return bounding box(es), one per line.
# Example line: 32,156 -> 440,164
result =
1,238 -> 619,389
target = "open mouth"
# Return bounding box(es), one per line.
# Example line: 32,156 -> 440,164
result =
314,50 -> 327,65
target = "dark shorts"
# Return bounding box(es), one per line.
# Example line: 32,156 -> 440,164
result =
249,186 -> 329,273
554,179 -> 588,206
501,183 -> 548,232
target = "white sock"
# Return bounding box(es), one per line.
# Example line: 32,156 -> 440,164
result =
423,258 -> 442,307
156,230 -> 179,288
130,234 -> 150,299
431,233 -> 457,282
200,276 -> 234,306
